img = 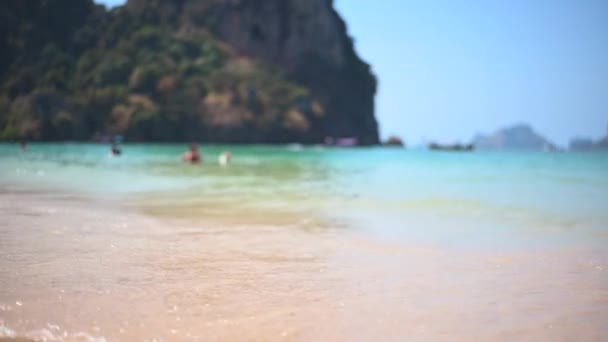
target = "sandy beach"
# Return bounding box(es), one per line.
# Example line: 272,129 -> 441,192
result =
1,187 -> 607,341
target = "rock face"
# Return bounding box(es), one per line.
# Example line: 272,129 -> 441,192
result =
0,0 -> 378,144
473,124 -> 557,151
139,0 -> 379,144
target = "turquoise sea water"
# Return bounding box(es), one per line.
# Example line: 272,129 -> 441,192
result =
1,143 -> 607,250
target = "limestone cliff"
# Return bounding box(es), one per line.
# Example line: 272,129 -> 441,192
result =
0,0 -> 378,144
126,0 -> 378,144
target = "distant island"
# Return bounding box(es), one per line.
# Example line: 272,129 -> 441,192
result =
569,124 -> 608,151
473,124 -> 558,151
0,0 -> 378,145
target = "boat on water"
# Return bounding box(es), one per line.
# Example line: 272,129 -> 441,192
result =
428,142 -> 474,152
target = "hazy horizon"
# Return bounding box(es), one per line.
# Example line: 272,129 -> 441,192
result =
98,0 -> 608,146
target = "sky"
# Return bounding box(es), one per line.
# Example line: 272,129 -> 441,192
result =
98,0 -> 608,146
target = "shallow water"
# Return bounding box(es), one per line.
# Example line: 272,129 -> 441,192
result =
0,143 -> 607,341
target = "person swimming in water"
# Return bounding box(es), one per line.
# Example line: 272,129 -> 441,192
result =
218,151 -> 231,166
182,144 -> 201,164
20,139 -> 27,151
110,142 -> 122,156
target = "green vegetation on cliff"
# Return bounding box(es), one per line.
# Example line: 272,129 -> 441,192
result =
0,0 -> 377,144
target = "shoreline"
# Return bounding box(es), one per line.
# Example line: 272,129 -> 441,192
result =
1,188 -> 607,341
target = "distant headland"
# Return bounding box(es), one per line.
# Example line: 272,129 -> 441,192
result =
569,123 -> 608,151
472,124 -> 558,151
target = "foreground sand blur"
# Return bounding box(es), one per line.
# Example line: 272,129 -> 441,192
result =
1,191 -> 607,341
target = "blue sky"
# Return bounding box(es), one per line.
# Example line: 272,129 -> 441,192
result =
97,0 -> 608,145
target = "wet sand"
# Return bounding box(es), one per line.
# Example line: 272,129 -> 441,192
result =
1,191 -> 607,341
